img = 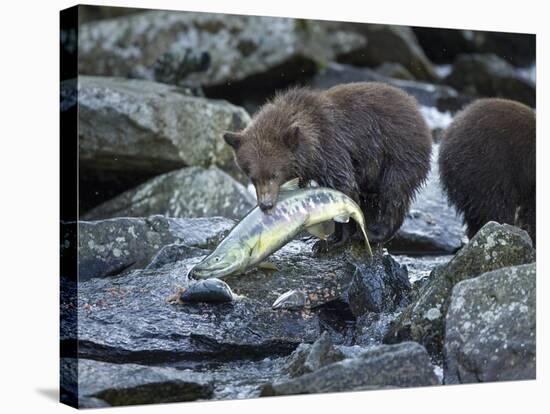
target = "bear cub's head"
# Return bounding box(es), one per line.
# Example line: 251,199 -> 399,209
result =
224,115 -> 303,212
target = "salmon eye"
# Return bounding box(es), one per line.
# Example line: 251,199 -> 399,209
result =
214,257 -> 220,262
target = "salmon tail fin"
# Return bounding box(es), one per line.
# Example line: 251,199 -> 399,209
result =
351,211 -> 373,258
360,226 -> 373,258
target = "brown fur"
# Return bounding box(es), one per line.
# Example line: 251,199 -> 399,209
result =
224,82 -> 433,243
439,98 -> 536,244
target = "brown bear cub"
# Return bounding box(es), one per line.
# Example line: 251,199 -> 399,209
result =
439,98 -> 536,244
224,82 -> 433,248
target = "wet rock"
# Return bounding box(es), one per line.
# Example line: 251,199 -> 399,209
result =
205,357 -> 288,400
73,257 -> 322,363
283,332 -> 345,378
226,243 -> 410,319
353,256 -> 452,348
311,63 -> 472,114
469,31 -> 535,67
75,358 -> 214,406
82,166 -> 255,221
74,215 -> 234,281
261,342 -> 440,396
375,62 -> 415,80
444,54 -> 535,107
76,76 -> 250,194
385,222 -> 535,358
334,23 -> 438,81
387,145 -> 466,255
413,28 -> 535,68
412,27 -> 476,64
346,254 -> 410,317
225,240 -> 358,310
445,263 -> 536,384
73,228 -> 413,365
78,11 -> 364,90
146,244 -> 209,270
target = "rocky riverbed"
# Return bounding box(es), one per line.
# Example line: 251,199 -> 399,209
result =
62,217 -> 535,407
62,6 -> 536,408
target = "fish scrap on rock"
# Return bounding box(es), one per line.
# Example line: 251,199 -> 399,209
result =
166,279 -> 236,304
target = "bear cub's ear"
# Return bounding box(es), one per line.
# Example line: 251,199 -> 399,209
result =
284,125 -> 301,150
223,132 -> 243,150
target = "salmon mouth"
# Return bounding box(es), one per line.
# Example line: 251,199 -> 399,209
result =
188,252 -> 245,280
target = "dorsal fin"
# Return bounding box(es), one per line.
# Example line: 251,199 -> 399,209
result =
280,178 -> 300,191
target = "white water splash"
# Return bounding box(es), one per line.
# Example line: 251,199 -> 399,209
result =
420,105 -> 454,130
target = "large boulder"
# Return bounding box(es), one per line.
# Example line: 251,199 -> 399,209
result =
70,358 -> 214,407
469,31 -> 536,67
384,222 -> 535,358
68,214 -> 415,365
412,27 -> 476,64
260,342 -> 440,396
72,215 -> 235,281
387,145 -> 466,255
68,235 -> 333,362
70,260 -> 323,364
78,11 -> 365,88
77,76 -> 249,179
82,166 -> 255,221
444,263 -> 536,384
73,76 -> 251,212
444,54 -> 535,107
333,23 -> 439,82
413,28 -> 535,67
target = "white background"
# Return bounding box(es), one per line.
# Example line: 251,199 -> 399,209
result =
0,0 -> 547,412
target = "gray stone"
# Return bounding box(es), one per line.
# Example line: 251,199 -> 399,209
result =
444,263 -> 536,384
226,243 -> 408,314
346,253 -> 411,317
334,23 -> 439,82
72,231 -> 412,364
73,255 -> 322,363
375,62 -> 415,80
78,11 -> 365,87
261,342 -> 440,396
412,27 -> 476,64
385,222 -> 535,357
73,215 -> 234,281
468,32 -> 535,67
445,54 -> 535,107
82,166 -> 255,221
75,358 -> 213,406
145,243 -> 210,271
77,76 -> 250,182
284,332 -> 345,378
